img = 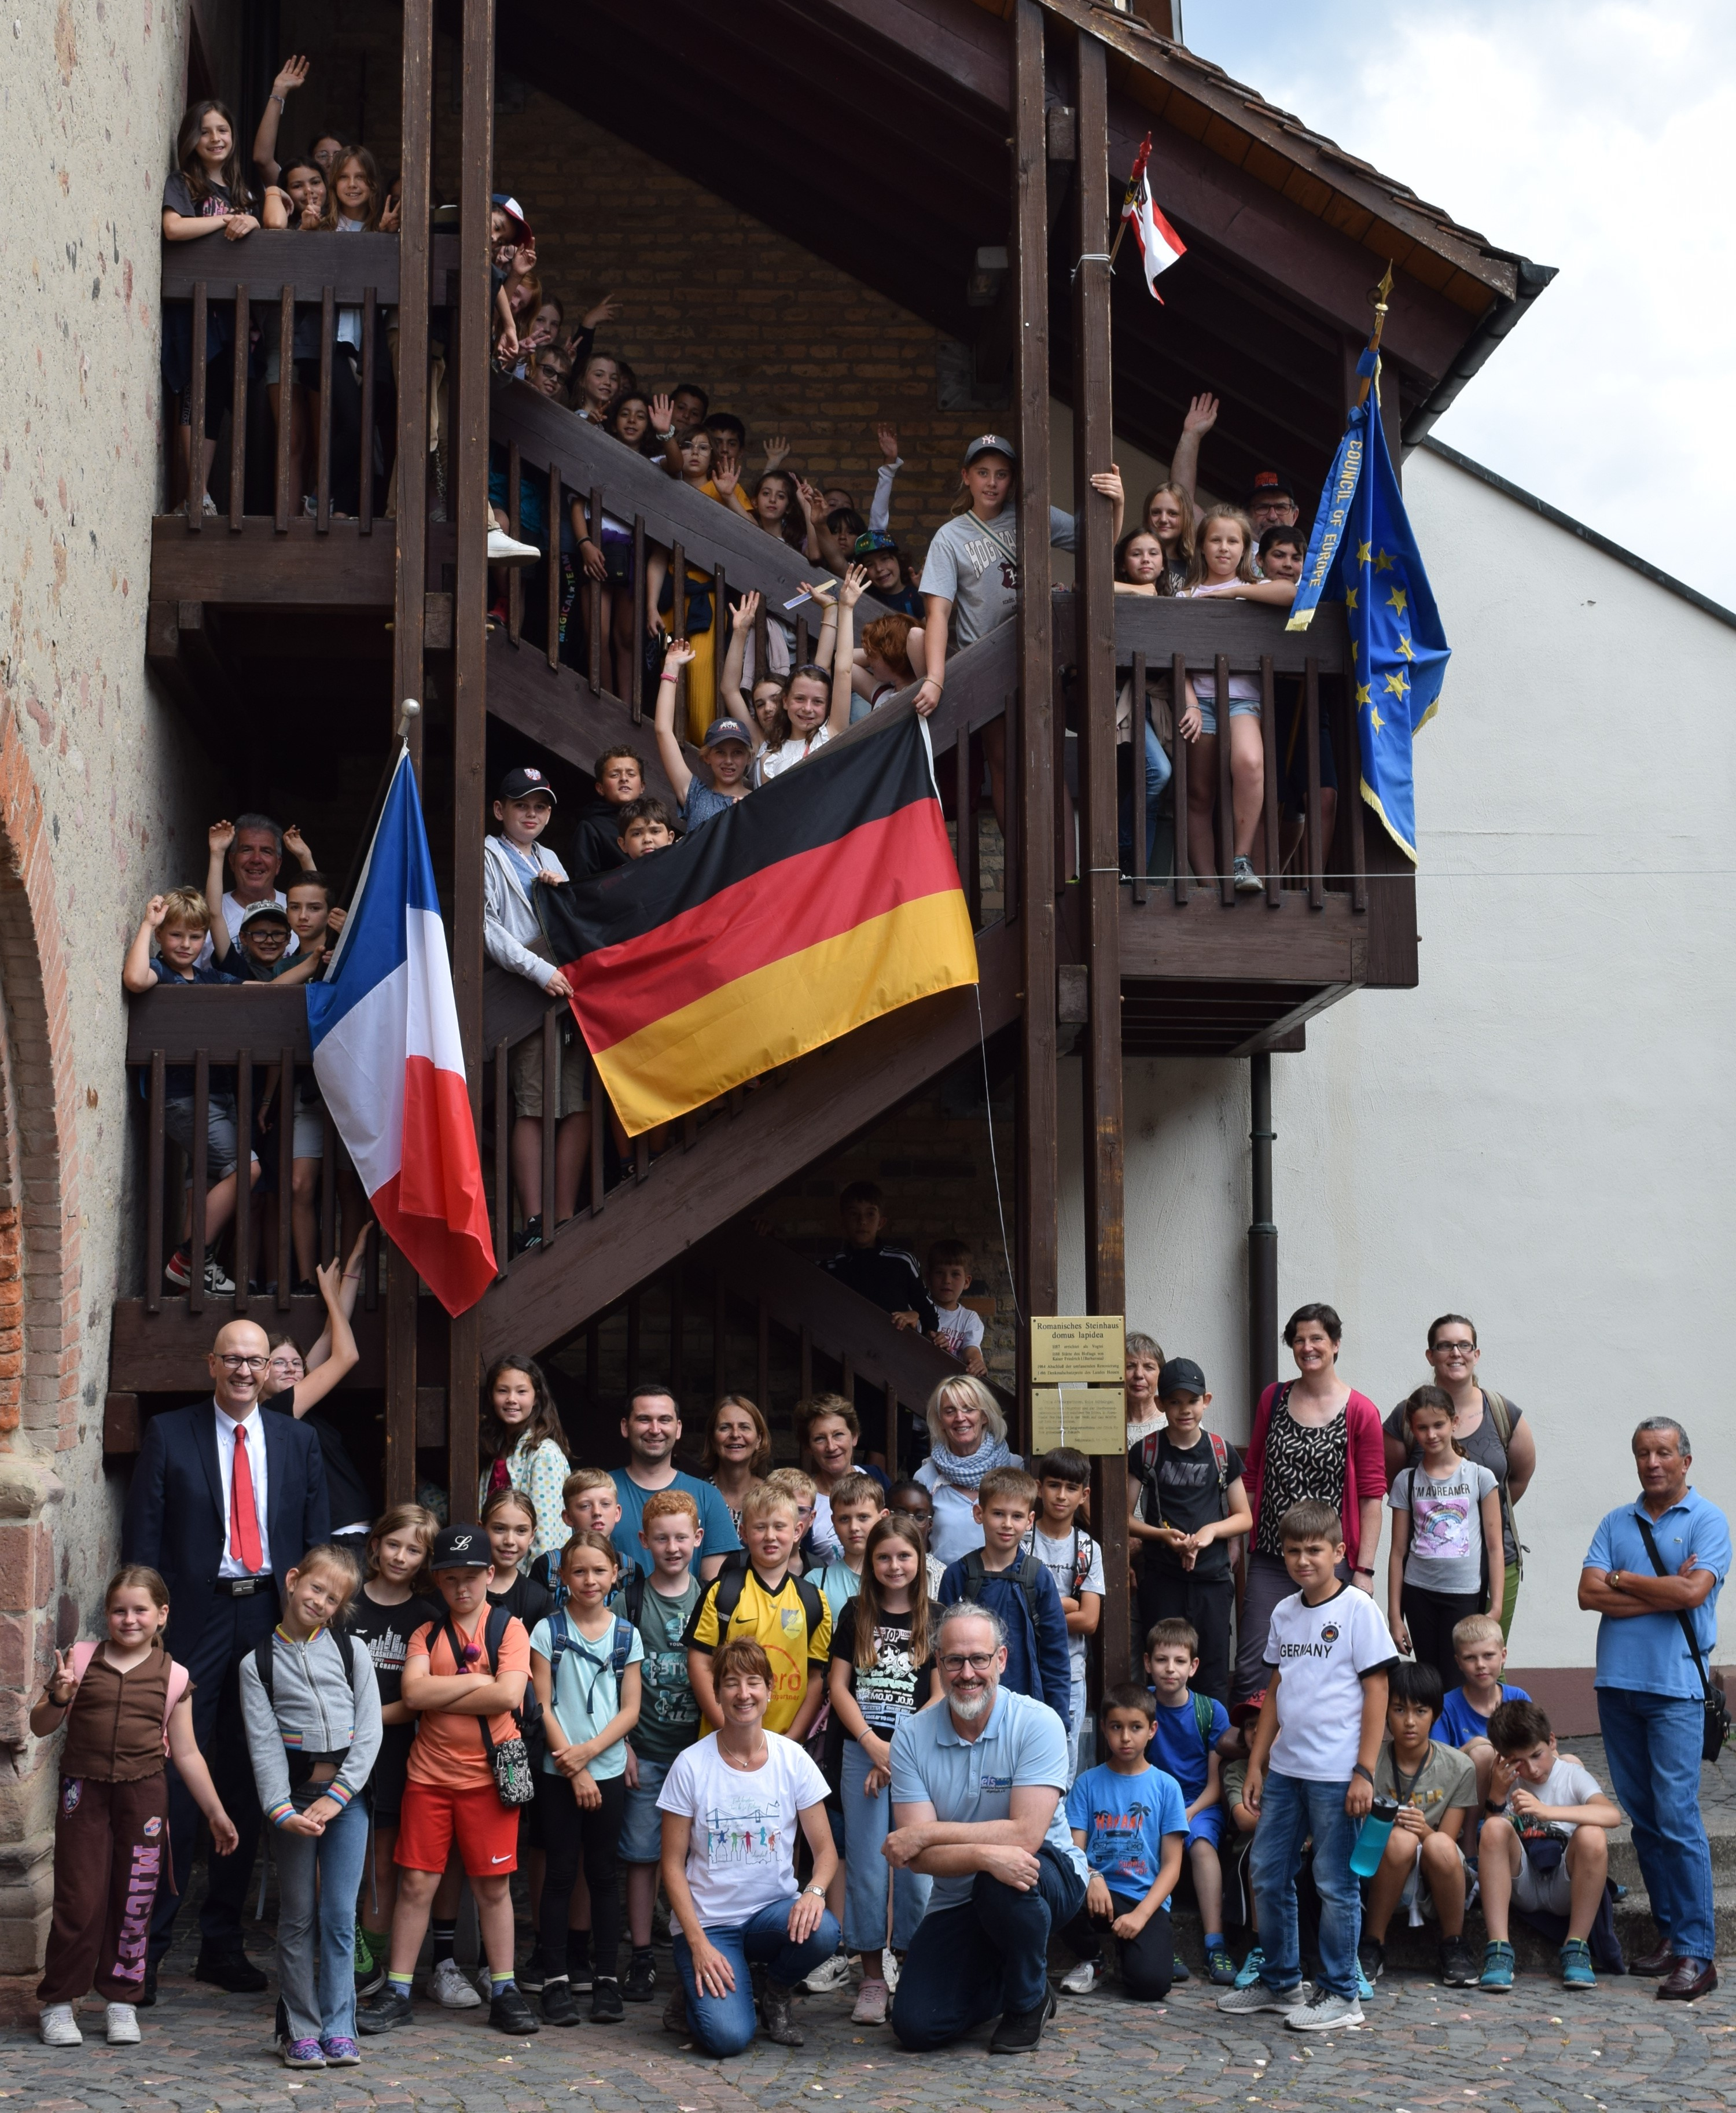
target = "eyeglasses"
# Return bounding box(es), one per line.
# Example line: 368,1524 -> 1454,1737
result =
939,1652 -> 999,1674
214,1354 -> 268,1372
1430,1342 -> 1477,1359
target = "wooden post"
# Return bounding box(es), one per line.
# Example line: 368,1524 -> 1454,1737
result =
1073,25 -> 1130,1689
447,0 -> 495,1523
1012,0 -> 1058,1458
385,0 -> 435,1501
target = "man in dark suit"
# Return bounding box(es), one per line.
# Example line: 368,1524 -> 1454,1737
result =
122,1316 -> 330,1996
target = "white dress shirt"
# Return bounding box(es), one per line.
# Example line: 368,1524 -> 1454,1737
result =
214,1403 -> 273,1578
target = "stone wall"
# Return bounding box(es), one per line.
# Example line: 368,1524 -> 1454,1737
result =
0,0 -> 216,2002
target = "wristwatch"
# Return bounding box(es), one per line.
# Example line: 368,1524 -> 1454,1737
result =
1351,1762 -> 1374,1785
802,1884 -> 826,1900
1484,1798 -> 1505,1814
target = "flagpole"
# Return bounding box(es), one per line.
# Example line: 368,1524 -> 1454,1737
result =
1354,262 -> 1395,408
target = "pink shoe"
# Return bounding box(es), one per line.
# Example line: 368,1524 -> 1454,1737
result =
851,1977 -> 889,2026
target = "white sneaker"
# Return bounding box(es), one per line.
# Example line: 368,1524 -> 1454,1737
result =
486,525 -> 539,566
800,1951 -> 853,1994
882,1950 -> 901,1996
1060,1959 -> 1098,1995
1285,1989 -> 1364,2031
39,2003 -> 82,2046
1218,1978 -> 1313,2014
105,2002 -> 141,2045
428,1957 -> 483,2009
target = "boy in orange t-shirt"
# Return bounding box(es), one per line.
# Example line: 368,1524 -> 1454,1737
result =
356,1525 -> 538,2040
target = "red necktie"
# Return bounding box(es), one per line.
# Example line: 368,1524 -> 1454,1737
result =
229,1424 -> 264,1573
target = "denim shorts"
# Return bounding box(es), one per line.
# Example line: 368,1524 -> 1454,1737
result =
291,1100 -> 326,1159
1195,696 -> 1262,737
619,1755 -> 671,1864
165,1092 -> 242,1181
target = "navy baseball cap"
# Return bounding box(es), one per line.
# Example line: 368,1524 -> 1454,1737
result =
963,433 -> 1016,466
1157,1357 -> 1208,1398
853,531 -> 900,559
702,717 -> 752,750
496,765 -> 556,804
490,192 -> 533,241
431,1524 -> 491,1570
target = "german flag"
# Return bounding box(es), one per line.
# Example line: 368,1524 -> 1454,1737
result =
536,713 -> 978,1135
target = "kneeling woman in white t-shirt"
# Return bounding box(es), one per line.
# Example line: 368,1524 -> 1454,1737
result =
657,1637 -> 840,2056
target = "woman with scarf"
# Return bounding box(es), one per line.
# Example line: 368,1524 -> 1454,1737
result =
912,1376 -> 1020,1565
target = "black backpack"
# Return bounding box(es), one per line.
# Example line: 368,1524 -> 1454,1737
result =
956,1548 -> 1049,1633
250,1624 -> 363,1793
703,1563 -> 825,1646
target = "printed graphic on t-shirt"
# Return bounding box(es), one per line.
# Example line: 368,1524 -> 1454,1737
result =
1082,1800 -> 1158,1886
1411,1488 -> 1474,1562
643,1650 -> 700,1732
704,1801 -> 784,1868
853,1629 -> 924,1722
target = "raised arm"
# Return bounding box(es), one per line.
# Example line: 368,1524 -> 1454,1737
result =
252,54 -> 310,185
282,1258 -> 361,1415
721,592 -> 759,731
1169,393 -> 1219,511
649,396 -> 683,481
305,1221 -> 372,1373
122,901 -> 167,995
827,567 -> 867,736
205,821 -> 236,960
653,640 -> 698,805
869,424 -> 902,533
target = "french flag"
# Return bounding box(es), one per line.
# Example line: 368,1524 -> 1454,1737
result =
1123,132 -> 1187,301
308,748 -> 496,1315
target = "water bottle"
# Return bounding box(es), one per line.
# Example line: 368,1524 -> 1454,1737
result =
1349,1797 -> 1401,1878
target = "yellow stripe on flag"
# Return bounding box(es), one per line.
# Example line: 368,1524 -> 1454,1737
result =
593,891 -> 978,1135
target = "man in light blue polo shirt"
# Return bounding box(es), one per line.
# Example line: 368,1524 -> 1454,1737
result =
884,1603 -> 1086,2053
1579,1416 -> 1730,2002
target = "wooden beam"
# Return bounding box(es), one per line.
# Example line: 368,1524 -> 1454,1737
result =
1118,897 -> 1363,984
1073,27 -> 1131,1690
447,0 -> 494,1523
159,230 -> 402,304
1012,0 -> 1057,1459
150,517 -> 396,605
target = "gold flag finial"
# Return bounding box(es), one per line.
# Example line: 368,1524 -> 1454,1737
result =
1355,262 -> 1396,408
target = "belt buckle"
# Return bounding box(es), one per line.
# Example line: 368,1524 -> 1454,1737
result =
231,1577 -> 258,1597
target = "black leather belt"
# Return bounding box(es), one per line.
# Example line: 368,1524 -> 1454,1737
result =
214,1575 -> 272,1597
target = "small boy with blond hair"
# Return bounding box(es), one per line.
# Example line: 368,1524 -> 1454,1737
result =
684,1482 -> 831,1739
529,1468 -> 624,1606
937,1465 -> 1072,1724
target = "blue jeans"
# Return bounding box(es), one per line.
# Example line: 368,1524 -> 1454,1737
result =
890,1846 -> 1086,2049
272,1792 -> 368,2045
1248,1770 -> 1360,2001
1118,719 -> 1173,868
840,1738 -> 932,1955
674,1900 -> 841,2057
1597,1686 -> 1716,1960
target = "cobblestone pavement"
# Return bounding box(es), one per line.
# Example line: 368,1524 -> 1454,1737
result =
2,1954 -> 1732,2113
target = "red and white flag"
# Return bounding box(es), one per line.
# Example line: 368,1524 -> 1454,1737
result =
1121,134 -> 1186,301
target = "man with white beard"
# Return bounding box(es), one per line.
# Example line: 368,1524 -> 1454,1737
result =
881,1605 -> 1087,2053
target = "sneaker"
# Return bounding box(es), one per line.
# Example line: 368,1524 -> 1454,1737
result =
851,1976 -> 889,2024
1218,1978 -> 1312,2014
565,1954 -> 594,1995
1356,1961 -> 1376,2002
590,1976 -> 625,2024
105,2002 -> 141,2046
1479,1939 -> 1516,1993
1560,1938 -> 1597,1991
882,1950 -> 902,1995
1171,1952 -> 1192,1982
1286,1990 -> 1364,2032
540,1975 -> 579,2026
279,2038 -> 326,2068
1358,1935 -> 1385,1985
512,1214 -> 545,1257
800,1950 -> 853,1994
516,1959 -> 546,1996
1059,1958 -> 1099,1996
201,492 -> 219,518
1440,1935 -> 1479,1987
429,1957 -> 482,2009
487,524 -> 540,565
1233,853 -> 1264,894
1206,1942 -> 1238,1987
1233,1944 -> 1268,1990
39,2002 -> 82,2046
489,1985 -> 540,2035
354,1926 -> 385,1999
623,1949 -> 656,2002
357,1987 -> 415,2034
321,2037 -> 362,2067
988,1986 -> 1055,2055
165,1249 -> 237,1297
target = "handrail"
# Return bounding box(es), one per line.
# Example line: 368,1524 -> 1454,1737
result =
160,229 -> 403,304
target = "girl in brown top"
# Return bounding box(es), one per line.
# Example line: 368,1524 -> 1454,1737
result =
31,1564 -> 235,2049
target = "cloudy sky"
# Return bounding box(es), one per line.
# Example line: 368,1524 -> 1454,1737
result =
1182,0 -> 1733,607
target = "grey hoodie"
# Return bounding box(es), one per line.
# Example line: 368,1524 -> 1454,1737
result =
483,832 -> 568,990
240,1625 -> 382,1827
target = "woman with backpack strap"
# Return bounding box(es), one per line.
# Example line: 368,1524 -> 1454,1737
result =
1233,1304 -> 1386,1707
1382,1313 -> 1535,1641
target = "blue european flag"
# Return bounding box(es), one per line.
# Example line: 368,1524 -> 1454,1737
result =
1288,355 -> 1448,862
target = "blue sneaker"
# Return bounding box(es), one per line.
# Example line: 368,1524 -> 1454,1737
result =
1233,1945 -> 1267,1990
1206,1942 -> 1237,1987
1171,1952 -> 1192,1982
1356,1960 -> 1375,2002
1560,1939 -> 1596,1991
1480,1939 -> 1516,1993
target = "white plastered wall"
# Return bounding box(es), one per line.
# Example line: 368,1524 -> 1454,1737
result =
1059,445 -> 1736,1671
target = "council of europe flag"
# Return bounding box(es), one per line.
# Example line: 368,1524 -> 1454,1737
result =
1287,354 -> 1449,862
307,746 -> 496,1315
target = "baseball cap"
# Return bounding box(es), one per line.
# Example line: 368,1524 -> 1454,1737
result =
1247,469 -> 1296,507
238,899 -> 289,930
1230,1691 -> 1267,1727
431,1523 -> 492,1571
490,192 -> 534,242
852,530 -> 900,559
496,765 -> 556,805
963,433 -> 1016,467
1157,1356 -> 1207,1398
702,717 -> 752,750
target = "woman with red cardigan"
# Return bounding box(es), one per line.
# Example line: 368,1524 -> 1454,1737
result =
1232,1303 -> 1387,1705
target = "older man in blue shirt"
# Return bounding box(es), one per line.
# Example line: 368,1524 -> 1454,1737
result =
884,1603 -> 1087,2053
1579,1416 -> 1730,2002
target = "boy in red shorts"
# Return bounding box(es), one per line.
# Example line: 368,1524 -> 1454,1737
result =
357,1524 -> 538,2038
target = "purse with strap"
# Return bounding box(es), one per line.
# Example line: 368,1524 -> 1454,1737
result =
1634,1515 -> 1733,1764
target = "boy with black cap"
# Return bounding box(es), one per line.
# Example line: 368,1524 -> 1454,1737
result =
358,1523 -> 539,2040
1127,1359 -> 1252,1704
484,765 -> 589,1253
652,638 -> 753,826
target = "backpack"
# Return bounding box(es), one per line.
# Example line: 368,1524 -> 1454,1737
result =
1483,1389 -> 1524,1580
705,1564 -> 825,1647
1019,1524 -> 1098,1602
1135,1428 -> 1231,1528
957,1548 -> 1049,1634
529,1606 -> 635,1767
68,1641 -> 189,1755
248,1627 -> 363,1791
